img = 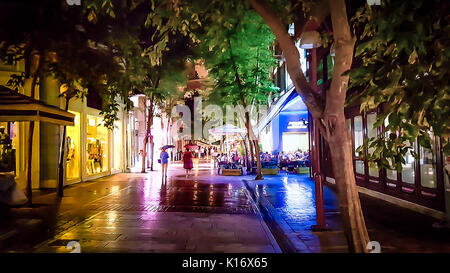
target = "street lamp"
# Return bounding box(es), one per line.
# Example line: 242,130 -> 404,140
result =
300,29 -> 327,231
299,30 -> 321,49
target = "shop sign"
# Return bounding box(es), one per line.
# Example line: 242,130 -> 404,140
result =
287,121 -> 307,129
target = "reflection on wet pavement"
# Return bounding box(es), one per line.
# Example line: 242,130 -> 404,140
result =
246,174 -> 349,253
250,174 -> 341,232
1,160 -> 280,253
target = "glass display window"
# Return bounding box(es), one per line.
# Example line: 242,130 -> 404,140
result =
0,122 -> 16,172
420,131 -> 437,189
66,111 -> 81,180
86,115 -> 109,175
354,116 -> 365,175
367,113 -> 379,177
401,140 -> 415,184
384,117 -> 397,180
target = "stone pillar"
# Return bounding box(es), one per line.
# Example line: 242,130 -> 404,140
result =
39,77 -> 61,188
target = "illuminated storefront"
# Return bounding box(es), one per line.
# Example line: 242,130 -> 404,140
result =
86,115 -> 109,175
64,95 -> 128,184
259,94 -> 310,155
0,121 -> 17,173
66,111 -> 81,182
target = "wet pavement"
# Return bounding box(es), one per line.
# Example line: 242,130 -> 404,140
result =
0,160 -> 280,253
1,160 -> 449,253
245,172 -> 450,253
245,174 -> 348,253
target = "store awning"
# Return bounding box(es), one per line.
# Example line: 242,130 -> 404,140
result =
209,124 -> 246,136
254,87 -> 298,135
0,85 -> 74,126
211,140 -> 221,146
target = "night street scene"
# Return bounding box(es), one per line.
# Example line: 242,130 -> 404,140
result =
0,0 -> 449,264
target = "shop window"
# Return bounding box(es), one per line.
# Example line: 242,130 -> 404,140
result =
86,115 -> 109,175
367,113 -> 379,177
420,131 -> 437,189
66,111 -> 81,180
0,122 -> 16,173
401,140 -> 415,184
354,116 -> 365,175
384,118 -> 397,180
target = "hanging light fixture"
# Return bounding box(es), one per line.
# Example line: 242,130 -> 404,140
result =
299,30 -> 322,49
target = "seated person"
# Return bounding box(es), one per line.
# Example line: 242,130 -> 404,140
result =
220,153 -> 228,163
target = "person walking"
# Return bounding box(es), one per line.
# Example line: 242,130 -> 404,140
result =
183,148 -> 193,176
160,148 -> 169,178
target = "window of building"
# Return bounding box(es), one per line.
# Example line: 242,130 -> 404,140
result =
384,117 -> 397,180
420,131 -> 437,189
367,113 -> 379,177
282,133 -> 309,153
401,140 -> 415,184
86,115 -> 109,175
0,122 -> 16,173
354,115 -> 365,175
66,111 -> 81,180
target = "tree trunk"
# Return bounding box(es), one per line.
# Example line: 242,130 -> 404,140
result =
253,139 -> 263,180
326,114 -> 370,253
249,0 -> 370,252
150,138 -> 154,171
141,138 -> 147,173
57,99 -> 70,197
242,138 -> 250,171
245,112 -> 263,180
319,0 -> 370,252
142,99 -> 148,173
142,96 -> 154,173
148,98 -> 154,171
249,135 -> 255,172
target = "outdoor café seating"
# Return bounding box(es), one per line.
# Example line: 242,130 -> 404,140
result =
261,159 -> 278,175
218,161 -> 243,175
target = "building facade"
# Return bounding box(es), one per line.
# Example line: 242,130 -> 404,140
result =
259,31 -> 449,221
0,61 -> 129,190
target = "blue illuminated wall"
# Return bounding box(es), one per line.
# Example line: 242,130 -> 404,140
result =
271,111 -> 308,154
265,91 -> 310,154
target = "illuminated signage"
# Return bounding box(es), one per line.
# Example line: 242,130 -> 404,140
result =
287,121 -> 307,129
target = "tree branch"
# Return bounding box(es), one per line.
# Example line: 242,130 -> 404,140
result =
295,0 -> 330,37
248,0 -> 324,119
324,0 -> 356,117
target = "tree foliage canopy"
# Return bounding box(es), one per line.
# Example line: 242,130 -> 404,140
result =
349,0 -> 450,171
201,9 -> 278,109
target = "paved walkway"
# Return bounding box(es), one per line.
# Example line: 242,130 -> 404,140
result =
0,160 -> 280,253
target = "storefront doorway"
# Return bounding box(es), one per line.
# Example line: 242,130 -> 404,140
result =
66,111 -> 81,182
86,115 -> 109,175
282,132 -> 309,153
